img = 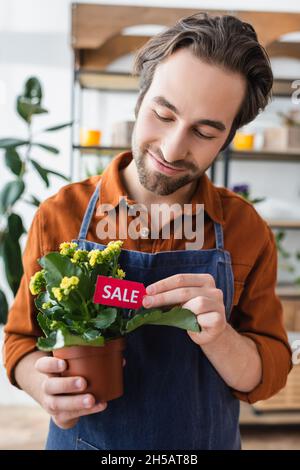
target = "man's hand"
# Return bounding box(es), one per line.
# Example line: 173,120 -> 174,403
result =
14,350 -> 126,431
34,356 -> 127,430
34,356 -> 106,429
142,273 -> 226,346
142,273 -> 262,393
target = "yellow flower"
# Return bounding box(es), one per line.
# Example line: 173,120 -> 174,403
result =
70,249 -> 89,264
88,250 -> 103,267
42,302 -> 52,309
87,241 -> 123,267
59,241 -> 78,257
29,270 -> 46,295
60,276 -> 79,290
107,240 -> 123,249
116,268 -> 126,279
53,276 -> 80,298
52,287 -> 63,302
102,240 -> 123,262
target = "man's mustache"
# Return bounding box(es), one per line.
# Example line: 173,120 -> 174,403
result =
146,148 -> 195,171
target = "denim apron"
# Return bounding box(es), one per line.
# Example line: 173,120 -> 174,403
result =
46,179 -> 241,450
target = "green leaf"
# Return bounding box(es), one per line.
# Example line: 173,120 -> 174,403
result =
23,194 -> 41,207
30,159 -> 69,186
124,306 -> 200,334
82,328 -> 103,341
16,77 -> 45,123
37,312 -> 52,336
17,97 -> 48,123
251,197 -> 265,205
39,252 -> 92,300
35,292 -> 65,320
7,213 -> 26,241
0,180 -> 25,213
30,159 -> 49,186
0,138 -> 29,149
0,288 -> 8,324
37,328 -> 105,351
43,169 -> 70,182
42,122 -> 73,132
88,308 -> 118,329
24,77 -> 42,102
5,148 -> 23,176
33,143 -> 59,154
2,236 -> 23,295
35,291 -> 52,312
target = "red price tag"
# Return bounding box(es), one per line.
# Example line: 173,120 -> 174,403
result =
93,275 -> 146,309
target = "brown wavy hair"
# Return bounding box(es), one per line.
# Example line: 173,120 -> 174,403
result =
132,12 -> 273,150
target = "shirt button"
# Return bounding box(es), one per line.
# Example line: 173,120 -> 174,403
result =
141,227 -> 150,238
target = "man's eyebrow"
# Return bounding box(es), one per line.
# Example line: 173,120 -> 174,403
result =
152,95 -> 226,132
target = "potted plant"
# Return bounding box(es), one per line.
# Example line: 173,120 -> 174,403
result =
29,240 -> 200,402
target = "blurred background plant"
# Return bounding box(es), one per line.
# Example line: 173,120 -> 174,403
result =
0,77 -> 72,324
277,110 -> 300,127
231,183 -> 300,285
85,162 -> 105,177
231,183 -> 265,204
275,230 -> 300,285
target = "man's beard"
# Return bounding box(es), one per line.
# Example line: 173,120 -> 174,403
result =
132,143 -> 201,196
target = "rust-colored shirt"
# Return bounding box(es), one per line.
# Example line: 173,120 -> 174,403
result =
3,151 -> 292,404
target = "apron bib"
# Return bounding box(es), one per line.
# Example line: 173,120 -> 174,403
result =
46,179 -> 240,450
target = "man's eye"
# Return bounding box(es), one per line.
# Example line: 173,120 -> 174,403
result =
193,129 -> 215,140
152,110 -> 173,122
152,109 -> 215,140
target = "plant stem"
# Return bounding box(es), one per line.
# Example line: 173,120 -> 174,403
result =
77,291 -> 90,320
20,123 -> 32,180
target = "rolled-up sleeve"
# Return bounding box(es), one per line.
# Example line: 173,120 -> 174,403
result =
229,225 -> 293,404
3,208 -> 44,387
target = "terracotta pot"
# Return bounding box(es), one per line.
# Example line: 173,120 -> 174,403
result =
53,337 -> 126,403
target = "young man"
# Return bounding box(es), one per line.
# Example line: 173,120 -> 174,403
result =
3,12 -> 292,450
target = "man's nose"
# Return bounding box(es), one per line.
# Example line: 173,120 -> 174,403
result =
160,132 -> 189,165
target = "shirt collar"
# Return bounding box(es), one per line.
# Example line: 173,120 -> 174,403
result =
97,151 -> 224,225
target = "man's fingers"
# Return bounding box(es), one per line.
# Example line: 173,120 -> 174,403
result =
143,287 -> 211,309
123,358 -> 126,367
146,273 -> 215,295
43,376 -> 87,395
43,393 -> 97,414
53,416 -> 79,430
35,356 -> 66,374
54,401 -> 108,429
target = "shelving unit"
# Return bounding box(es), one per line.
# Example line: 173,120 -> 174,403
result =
267,220 -> 300,230
70,3 -> 300,182
76,70 -> 139,92
71,74 -> 300,181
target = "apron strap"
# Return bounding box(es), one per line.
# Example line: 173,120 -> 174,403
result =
214,222 -> 224,250
78,179 -> 102,239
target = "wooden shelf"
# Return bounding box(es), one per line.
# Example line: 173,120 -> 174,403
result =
75,72 -> 297,98
272,78 -> 299,97
240,403 -> 300,426
276,284 -> 300,298
228,149 -> 300,162
267,220 -> 300,229
75,145 -> 300,162
73,145 -> 129,156
76,70 -> 139,91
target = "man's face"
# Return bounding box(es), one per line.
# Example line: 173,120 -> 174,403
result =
131,47 -> 246,195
